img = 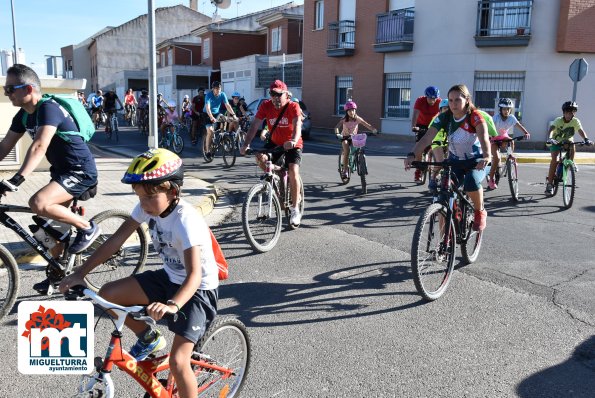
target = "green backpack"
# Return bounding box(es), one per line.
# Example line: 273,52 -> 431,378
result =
22,94 -> 95,142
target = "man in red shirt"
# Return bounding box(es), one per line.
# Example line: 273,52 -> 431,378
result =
240,80 -> 304,226
411,85 -> 441,181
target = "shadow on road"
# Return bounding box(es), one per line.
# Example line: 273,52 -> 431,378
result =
516,335 -> 595,397
216,260 -> 423,328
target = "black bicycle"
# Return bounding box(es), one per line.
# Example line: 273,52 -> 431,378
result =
202,114 -> 238,167
0,189 -> 150,320
410,160 -> 484,301
547,140 -> 589,209
242,146 -> 305,252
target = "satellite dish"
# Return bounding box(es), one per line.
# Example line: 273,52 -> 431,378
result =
211,0 -> 231,9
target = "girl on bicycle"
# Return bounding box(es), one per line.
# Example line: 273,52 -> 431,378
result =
487,98 -> 530,190
334,100 -> 377,178
60,149 -> 220,398
180,95 -> 191,120
405,84 -> 491,231
160,100 -> 179,136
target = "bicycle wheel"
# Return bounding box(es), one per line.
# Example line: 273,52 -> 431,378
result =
76,210 -> 149,291
113,117 -> 119,142
287,177 -> 305,230
242,183 -> 282,252
356,151 -> 367,195
202,133 -> 214,163
460,204 -> 483,264
171,132 -> 185,155
192,317 -> 251,398
76,373 -> 114,398
506,158 -> 519,201
562,163 -> 576,209
411,203 -> 455,301
338,148 -> 350,184
222,136 -> 236,167
0,245 -> 19,320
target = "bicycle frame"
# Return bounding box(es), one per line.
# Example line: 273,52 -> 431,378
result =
0,204 -> 73,284
76,289 -> 235,398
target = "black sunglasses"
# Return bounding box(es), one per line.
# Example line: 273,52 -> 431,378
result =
3,83 -> 32,95
269,90 -> 283,98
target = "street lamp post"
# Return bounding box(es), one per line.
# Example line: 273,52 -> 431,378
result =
10,0 -> 18,64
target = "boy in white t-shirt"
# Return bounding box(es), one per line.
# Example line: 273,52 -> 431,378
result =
60,148 -> 219,397
487,98 -> 530,189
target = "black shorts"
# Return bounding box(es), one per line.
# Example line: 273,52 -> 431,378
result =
51,169 -> 98,199
262,143 -> 302,167
415,125 -> 429,142
134,269 -> 218,344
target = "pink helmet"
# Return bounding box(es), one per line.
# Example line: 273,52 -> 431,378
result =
344,101 -> 357,111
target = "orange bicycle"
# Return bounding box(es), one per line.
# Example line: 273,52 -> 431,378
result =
66,286 -> 250,398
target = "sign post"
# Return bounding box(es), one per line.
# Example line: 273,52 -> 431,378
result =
569,58 -> 588,101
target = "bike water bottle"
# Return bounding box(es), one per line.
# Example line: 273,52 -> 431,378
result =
29,223 -> 56,249
31,215 -> 72,244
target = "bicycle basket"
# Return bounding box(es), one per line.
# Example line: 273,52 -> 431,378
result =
352,133 -> 367,148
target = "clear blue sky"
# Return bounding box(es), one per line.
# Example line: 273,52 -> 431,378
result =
0,0 -> 303,74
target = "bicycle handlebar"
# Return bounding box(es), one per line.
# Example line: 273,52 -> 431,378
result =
64,285 -> 177,323
490,136 -> 525,143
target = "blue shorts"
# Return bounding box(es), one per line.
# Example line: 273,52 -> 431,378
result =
134,269 -> 218,344
50,169 -> 98,199
449,157 -> 486,193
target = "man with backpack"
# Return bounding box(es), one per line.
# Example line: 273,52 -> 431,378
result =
0,64 -> 101,284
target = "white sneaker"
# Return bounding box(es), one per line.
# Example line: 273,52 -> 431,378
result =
545,183 -> 554,196
290,207 -> 302,226
573,164 -> 579,172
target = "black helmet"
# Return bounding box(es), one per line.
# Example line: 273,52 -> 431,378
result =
498,98 -> 514,108
562,101 -> 578,112
211,81 -> 221,88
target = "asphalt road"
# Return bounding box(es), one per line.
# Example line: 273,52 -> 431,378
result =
2,131 -> 594,397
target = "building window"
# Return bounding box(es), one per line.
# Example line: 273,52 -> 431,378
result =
271,27 -> 282,52
168,48 -> 173,66
384,72 -> 411,118
473,71 -> 525,118
203,38 -> 210,59
335,75 -> 353,115
478,0 -> 533,37
160,52 -> 165,67
315,1 -> 324,30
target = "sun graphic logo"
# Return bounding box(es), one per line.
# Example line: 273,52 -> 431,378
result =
18,301 -> 94,374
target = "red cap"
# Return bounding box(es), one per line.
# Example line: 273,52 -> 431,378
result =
269,79 -> 287,93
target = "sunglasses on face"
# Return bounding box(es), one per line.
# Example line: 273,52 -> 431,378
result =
3,83 -> 32,95
269,90 -> 283,98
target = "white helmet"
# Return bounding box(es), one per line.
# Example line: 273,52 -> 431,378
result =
184,95 -> 189,99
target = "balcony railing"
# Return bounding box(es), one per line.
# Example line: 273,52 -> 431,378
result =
327,20 -> 355,57
475,0 -> 533,47
374,8 -> 414,53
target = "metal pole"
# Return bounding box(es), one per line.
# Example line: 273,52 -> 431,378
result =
572,81 -> 578,102
10,0 -> 18,64
282,53 -> 285,82
148,0 -> 158,148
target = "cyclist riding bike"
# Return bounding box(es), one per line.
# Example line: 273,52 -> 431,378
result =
103,89 -> 124,131
59,148 -> 220,396
411,86 -> 442,181
124,88 -> 137,122
156,92 -> 168,128
487,98 -> 531,190
203,81 -> 237,161
226,91 -> 247,133
137,89 -> 149,123
240,79 -> 304,226
405,84 -> 491,231
544,101 -> 593,195
333,100 -> 377,179
0,64 -> 102,288
190,87 -> 206,146
160,100 -> 179,136
90,89 -> 104,125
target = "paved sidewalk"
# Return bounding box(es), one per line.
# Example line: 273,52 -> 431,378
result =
0,126 -> 218,265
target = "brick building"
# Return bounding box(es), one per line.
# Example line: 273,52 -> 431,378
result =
302,0 -> 595,142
